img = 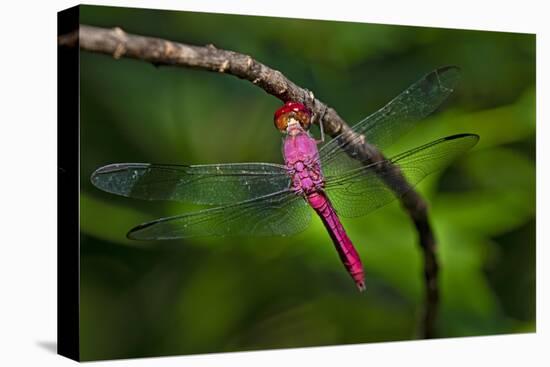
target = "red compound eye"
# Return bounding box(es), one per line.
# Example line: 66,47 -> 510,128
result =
273,102 -> 312,132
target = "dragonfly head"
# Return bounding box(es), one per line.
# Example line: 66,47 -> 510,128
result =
274,101 -> 312,135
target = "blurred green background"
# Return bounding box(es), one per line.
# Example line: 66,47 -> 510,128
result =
78,5 -> 536,361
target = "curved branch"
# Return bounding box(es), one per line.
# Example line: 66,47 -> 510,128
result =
59,24 -> 439,338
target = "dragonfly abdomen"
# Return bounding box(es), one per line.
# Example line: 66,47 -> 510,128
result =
307,191 -> 366,292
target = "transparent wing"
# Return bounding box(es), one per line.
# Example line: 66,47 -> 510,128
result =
127,190 -> 311,240
91,162 -> 290,205
325,134 -> 479,218
319,66 -> 461,178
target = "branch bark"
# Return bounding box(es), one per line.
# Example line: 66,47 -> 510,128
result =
59,25 -> 439,338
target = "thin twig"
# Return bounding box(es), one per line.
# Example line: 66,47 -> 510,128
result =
59,24 -> 439,338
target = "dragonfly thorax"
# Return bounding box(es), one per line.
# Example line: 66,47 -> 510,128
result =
283,130 -> 324,195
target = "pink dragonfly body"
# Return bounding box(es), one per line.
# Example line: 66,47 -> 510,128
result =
281,107 -> 365,290
91,66 -> 479,292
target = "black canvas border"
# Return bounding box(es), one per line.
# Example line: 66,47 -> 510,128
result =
57,5 -> 80,362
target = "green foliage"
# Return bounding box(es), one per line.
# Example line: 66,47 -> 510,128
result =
78,5 -> 535,360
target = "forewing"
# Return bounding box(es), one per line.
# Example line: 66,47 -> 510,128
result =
91,162 -> 290,205
127,190 -> 312,240
325,134 -> 479,218
320,66 -> 461,178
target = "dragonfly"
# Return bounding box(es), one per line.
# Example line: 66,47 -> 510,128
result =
91,66 -> 479,292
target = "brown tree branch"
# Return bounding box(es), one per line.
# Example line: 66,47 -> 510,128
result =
59,24 -> 439,338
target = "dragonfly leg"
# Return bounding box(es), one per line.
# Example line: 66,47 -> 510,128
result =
315,103 -> 327,144
318,115 -> 325,144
